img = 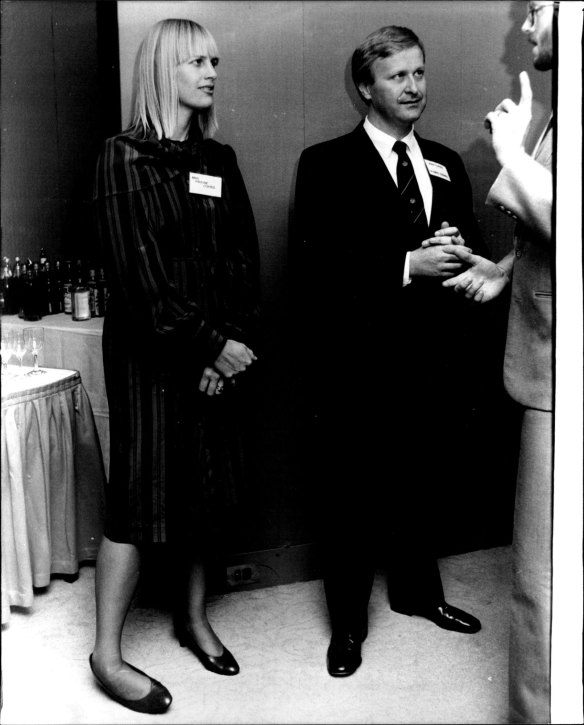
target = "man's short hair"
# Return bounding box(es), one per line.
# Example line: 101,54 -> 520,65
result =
351,25 -> 425,98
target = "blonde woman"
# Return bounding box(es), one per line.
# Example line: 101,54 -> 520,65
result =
90,18 -> 260,714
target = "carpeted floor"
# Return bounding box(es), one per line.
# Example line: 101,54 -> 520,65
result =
1,546 -> 510,724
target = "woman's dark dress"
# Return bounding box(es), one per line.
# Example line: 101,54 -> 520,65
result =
93,131 -> 260,545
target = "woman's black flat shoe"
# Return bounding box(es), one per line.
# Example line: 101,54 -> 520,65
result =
89,654 -> 172,714
177,626 -> 240,676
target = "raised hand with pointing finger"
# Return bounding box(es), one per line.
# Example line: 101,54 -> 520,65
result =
484,71 -> 533,167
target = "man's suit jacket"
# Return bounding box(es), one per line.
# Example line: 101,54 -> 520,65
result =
293,122 -> 486,414
486,122 -> 553,412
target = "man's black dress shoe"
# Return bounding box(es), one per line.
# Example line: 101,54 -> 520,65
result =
327,630 -> 366,677
89,654 -> 172,714
393,602 -> 481,634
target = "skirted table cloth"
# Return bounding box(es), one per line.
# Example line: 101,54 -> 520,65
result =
1,314 -> 109,476
1,366 -> 105,624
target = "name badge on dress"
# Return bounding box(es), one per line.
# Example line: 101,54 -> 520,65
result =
189,172 -> 222,197
425,160 -> 451,182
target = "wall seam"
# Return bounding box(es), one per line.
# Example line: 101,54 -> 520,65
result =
50,2 -> 63,246
302,1 -> 305,150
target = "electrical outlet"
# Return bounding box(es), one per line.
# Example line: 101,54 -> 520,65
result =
226,564 -> 259,587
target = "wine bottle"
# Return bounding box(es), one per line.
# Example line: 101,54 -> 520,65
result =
1,257 -> 15,315
22,261 -> 43,321
72,271 -> 91,321
96,267 -> 109,317
62,260 -> 73,314
87,268 -> 98,317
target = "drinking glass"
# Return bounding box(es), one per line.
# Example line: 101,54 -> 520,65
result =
13,330 -> 27,373
24,327 -> 45,375
1,327 -> 15,374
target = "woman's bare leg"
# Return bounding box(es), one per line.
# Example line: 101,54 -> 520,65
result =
91,536 -> 152,699
183,557 -> 223,656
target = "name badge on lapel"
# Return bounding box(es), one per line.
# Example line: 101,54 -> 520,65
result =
425,160 -> 451,182
189,172 -> 222,197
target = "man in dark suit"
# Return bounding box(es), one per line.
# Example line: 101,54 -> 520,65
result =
293,25 -> 484,678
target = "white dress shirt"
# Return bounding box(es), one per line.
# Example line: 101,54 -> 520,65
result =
363,116 -> 434,285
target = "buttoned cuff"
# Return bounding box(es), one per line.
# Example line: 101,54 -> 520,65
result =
403,252 -> 412,286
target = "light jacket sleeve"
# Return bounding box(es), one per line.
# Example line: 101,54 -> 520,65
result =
486,150 -> 552,243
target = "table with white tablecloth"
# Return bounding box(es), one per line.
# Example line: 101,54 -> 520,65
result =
1,314 -> 109,476
1,366 -> 105,624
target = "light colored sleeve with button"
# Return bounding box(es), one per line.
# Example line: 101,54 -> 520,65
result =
486,150 -> 552,242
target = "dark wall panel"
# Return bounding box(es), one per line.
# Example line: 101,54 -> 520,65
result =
1,0 -> 118,262
1,2 -> 61,257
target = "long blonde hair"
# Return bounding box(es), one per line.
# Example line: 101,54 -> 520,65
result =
128,18 -> 219,140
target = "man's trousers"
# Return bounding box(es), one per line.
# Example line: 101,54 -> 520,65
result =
509,408 -> 552,724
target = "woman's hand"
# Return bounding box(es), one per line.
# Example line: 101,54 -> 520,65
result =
198,366 -> 226,396
214,339 -> 257,379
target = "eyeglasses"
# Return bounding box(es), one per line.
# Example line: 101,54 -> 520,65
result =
525,3 -> 554,27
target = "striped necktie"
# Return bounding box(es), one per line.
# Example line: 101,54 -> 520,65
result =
393,140 -> 427,239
